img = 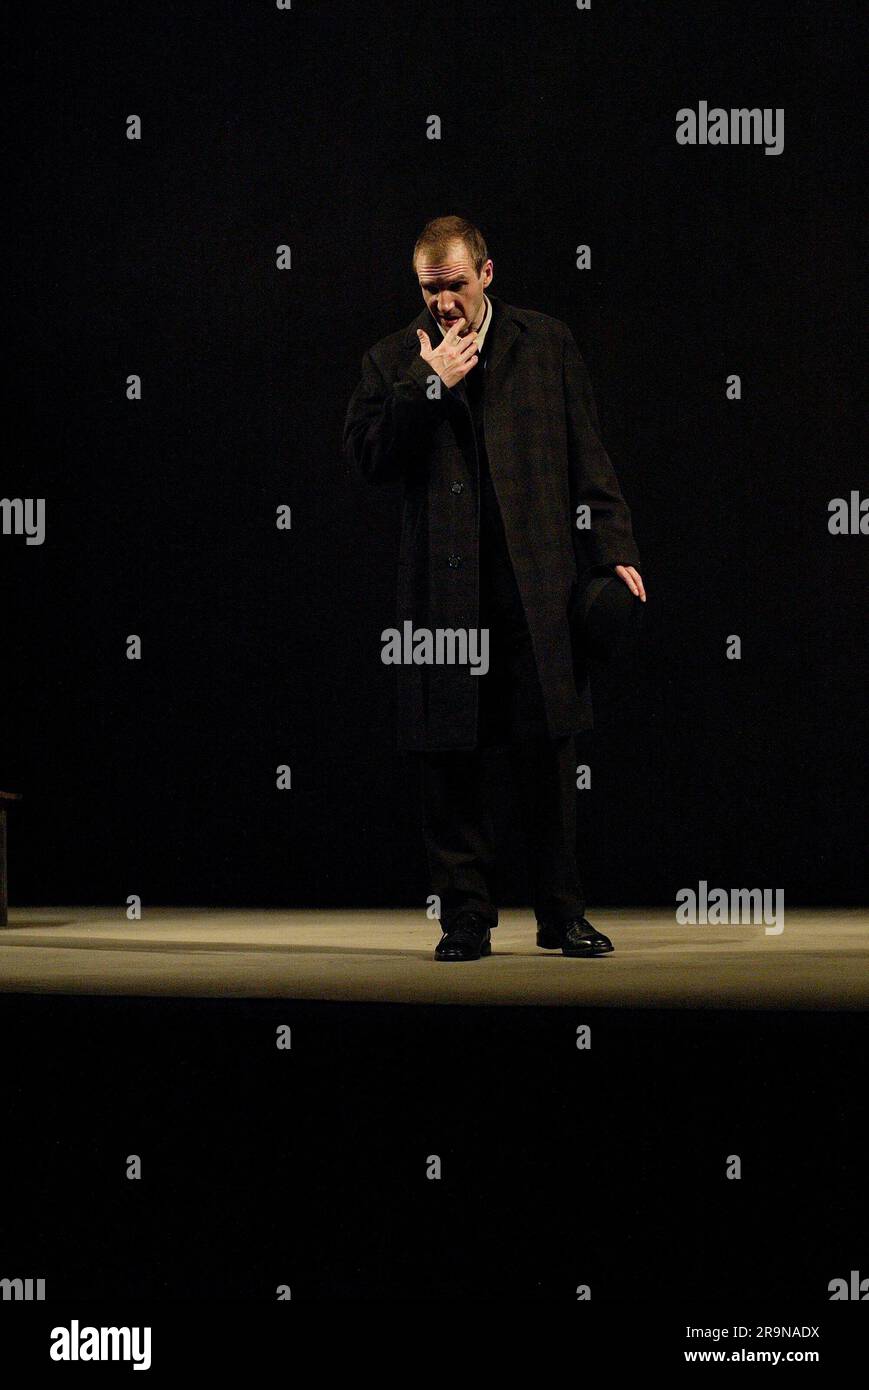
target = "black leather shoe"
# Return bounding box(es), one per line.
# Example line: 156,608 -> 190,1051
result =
435,912 -> 493,961
536,915 -> 614,957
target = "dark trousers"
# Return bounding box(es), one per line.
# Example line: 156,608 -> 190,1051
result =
416,562 -> 643,931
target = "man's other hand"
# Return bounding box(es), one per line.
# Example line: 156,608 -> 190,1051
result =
614,565 -> 646,602
416,317 -> 479,389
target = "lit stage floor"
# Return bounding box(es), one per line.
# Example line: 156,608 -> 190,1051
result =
1,907 -> 866,1008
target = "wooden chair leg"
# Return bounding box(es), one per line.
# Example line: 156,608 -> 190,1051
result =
0,806 -> 7,927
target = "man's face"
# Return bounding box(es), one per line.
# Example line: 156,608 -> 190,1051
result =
415,240 -> 494,336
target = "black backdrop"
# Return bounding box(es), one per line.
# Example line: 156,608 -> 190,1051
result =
5,0 -> 864,908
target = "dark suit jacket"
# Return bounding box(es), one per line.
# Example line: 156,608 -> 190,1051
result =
342,293 -> 641,752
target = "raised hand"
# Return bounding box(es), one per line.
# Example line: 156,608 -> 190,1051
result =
416,317 -> 479,390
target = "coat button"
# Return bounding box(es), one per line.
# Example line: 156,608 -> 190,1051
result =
450,481 -> 464,494
448,554 -> 462,568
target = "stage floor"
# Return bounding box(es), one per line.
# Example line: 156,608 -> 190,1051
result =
0,906 -> 866,1007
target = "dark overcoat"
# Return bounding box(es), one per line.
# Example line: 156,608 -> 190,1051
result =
342,293 -> 641,752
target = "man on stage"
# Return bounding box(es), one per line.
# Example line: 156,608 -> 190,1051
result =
343,216 -> 646,961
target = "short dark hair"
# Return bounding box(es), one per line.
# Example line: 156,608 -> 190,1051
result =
412,215 -> 489,277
